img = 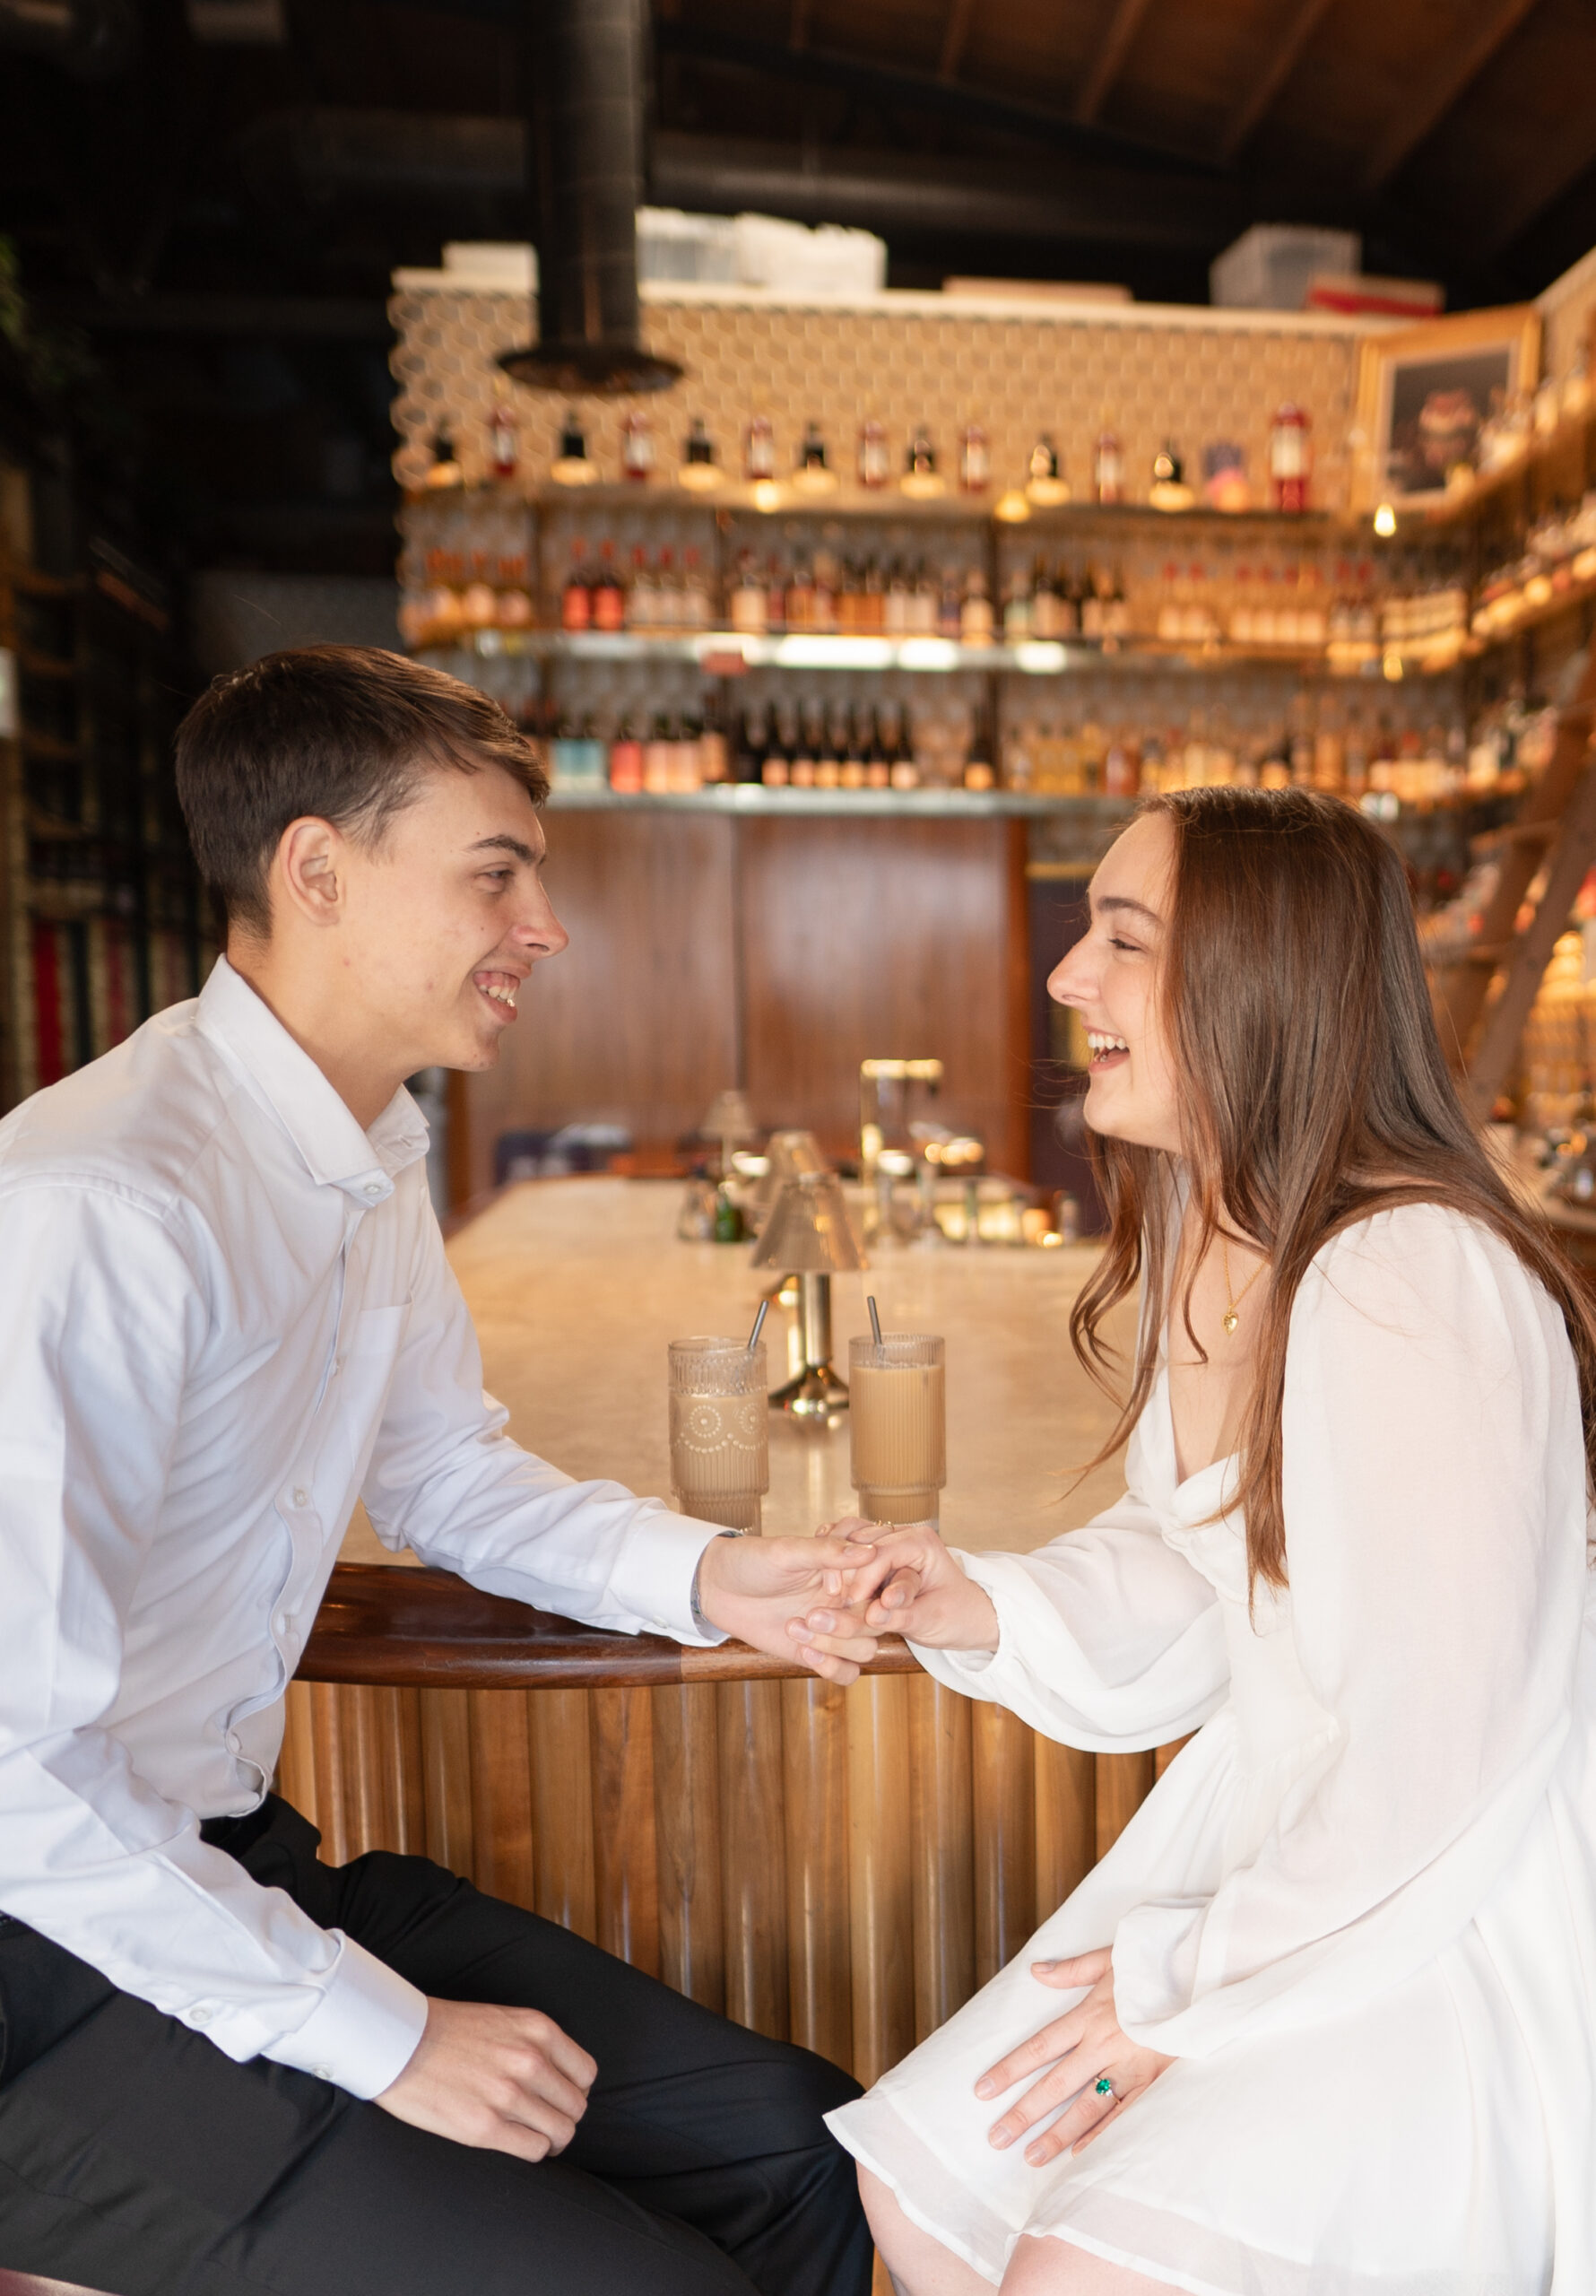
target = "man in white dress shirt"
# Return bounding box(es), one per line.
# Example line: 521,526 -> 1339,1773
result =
0,647 -> 873,2296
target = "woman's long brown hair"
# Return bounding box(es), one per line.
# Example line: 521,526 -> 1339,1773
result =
1069,786 -> 1596,1593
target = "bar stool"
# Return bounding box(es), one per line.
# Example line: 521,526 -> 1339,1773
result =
0,2273 -> 115,2294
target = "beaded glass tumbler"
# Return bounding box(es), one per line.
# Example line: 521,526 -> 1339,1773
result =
668,1336 -> 770,1533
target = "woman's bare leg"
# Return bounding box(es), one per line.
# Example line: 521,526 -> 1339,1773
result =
1001,2232 -> 1174,2293
859,2166 -> 993,2296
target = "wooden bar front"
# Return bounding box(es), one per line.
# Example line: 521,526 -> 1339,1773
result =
282,1565 -> 1175,2088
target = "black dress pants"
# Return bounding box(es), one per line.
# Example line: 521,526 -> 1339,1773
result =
0,1796 -> 872,2296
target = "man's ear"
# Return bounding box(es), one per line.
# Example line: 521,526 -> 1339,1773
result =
273,816 -> 346,930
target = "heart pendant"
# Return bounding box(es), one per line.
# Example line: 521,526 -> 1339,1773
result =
1222,1309 -> 1239,1335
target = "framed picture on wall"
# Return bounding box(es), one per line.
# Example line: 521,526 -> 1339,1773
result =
1353,305 -> 1541,509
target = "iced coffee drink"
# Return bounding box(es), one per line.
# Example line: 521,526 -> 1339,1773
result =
668,1335 -> 769,1533
848,1333 -> 946,1524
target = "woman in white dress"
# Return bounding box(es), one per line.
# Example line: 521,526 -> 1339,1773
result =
797,788 -> 1596,2296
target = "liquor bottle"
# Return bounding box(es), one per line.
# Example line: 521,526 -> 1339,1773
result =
765,552 -> 787,634
609,717 -> 643,794
1269,404 -> 1311,514
592,541 -> 625,633
912,560 -> 939,635
1055,565 -> 1080,639
627,544 -> 655,631
837,557 -> 861,636
1092,428 -> 1123,505
902,427 -> 944,499
644,713 -> 674,795
672,712 -> 703,794
811,549 -> 837,634
1080,568 -> 1105,642
883,559 -> 909,636
655,547 -> 681,633
857,418 -> 889,489
460,555 -> 498,631
959,422 -> 990,494
1030,557 -> 1059,640
786,554 -> 815,632
621,412 -> 655,483
425,429 -> 464,490
736,703 -> 768,785
863,703 -> 890,790
1106,566 -> 1130,641
730,551 -> 766,634
959,565 -> 994,646
815,704 -> 841,788
744,414 -> 777,483
794,422 -> 837,495
1026,435 -> 1069,506
1149,442 -> 1193,510
840,705 -> 868,790
560,540 -> 591,632
1002,565 -> 1031,641
699,694 -> 729,785
937,565 -> 962,640
489,396 -> 518,483
680,546 -> 711,631
861,555 -> 885,635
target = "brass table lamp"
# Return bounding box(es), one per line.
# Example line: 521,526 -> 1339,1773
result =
750,1172 -> 867,1420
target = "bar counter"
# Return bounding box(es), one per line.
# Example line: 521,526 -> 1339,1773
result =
283,1179 -> 1163,2088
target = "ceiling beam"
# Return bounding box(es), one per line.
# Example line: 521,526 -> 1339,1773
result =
1362,0 -> 1540,192
938,0 -> 977,82
654,22 -> 1227,177
1074,0 -> 1155,125
1216,0 -> 1335,163
1483,109 -> 1596,254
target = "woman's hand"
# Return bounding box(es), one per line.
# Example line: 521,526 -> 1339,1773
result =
974,1948 -> 1173,2165
789,1518 -> 999,1662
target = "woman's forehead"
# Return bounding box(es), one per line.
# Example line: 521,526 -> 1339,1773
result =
1090,813 -> 1174,918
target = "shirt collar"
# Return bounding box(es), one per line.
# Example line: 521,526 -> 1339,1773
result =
195,957 -> 431,1202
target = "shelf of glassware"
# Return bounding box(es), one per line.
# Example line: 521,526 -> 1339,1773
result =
421,629 -> 1376,676
538,784 -> 1498,831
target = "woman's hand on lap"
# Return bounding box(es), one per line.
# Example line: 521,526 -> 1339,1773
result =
975,1948 -> 1173,2165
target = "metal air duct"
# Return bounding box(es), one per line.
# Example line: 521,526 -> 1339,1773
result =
499,0 -> 679,397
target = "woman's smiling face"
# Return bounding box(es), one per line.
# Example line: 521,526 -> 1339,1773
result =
1047,810 -> 1183,1154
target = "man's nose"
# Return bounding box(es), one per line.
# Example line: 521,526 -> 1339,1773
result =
519,894 -> 568,960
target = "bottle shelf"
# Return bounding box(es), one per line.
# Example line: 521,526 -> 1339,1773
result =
420,628 -> 1377,677
541,782 -> 1496,825
417,478 -> 1372,535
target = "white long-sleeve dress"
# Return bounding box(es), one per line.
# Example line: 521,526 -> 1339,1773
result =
827,1205 -> 1596,2294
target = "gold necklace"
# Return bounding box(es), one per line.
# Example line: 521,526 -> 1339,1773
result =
1219,1234 -> 1268,1336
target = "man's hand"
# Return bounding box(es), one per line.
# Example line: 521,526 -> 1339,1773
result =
794,1518 -> 1000,1662
695,1531 -> 880,1683
375,1996 -> 596,2162
973,1948 -> 1173,2165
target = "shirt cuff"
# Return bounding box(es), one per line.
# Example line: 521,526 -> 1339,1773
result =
603,1504 -> 729,1645
263,1930 -> 429,2098
906,1549 -> 1027,1695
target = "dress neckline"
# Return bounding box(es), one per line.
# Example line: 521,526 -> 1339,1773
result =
1156,1358 -> 1240,1495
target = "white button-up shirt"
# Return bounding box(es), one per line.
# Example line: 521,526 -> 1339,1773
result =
0,958 -> 720,2100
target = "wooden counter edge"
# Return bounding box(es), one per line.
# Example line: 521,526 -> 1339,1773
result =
299,1562 -> 920,1688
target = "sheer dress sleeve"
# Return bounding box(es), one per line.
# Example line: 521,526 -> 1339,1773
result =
910,1463 -> 1230,1752
1112,1205 -> 1590,2055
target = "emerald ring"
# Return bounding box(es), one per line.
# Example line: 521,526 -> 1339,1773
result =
1094,2075 -> 1115,2099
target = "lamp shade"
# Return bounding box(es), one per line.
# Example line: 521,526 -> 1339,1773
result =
750,1173 -> 868,1274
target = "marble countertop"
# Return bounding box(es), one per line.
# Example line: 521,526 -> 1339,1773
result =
343,1177 -> 1132,1565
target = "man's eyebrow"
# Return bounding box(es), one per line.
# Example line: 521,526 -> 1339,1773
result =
1090,891 -> 1163,925
466,833 -> 542,865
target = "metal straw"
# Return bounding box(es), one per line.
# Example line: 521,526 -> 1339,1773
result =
867,1294 -> 884,1346
746,1298 -> 769,1353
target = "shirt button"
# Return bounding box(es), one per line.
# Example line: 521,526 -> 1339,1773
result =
189,2005 -> 213,2027
292,1488 -> 308,1509
273,1613 -> 290,1637
225,1731 -> 241,1753
363,1180 -> 382,1199
311,2065 -> 332,2082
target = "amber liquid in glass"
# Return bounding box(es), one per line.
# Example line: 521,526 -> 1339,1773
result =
850,1361 -> 946,1522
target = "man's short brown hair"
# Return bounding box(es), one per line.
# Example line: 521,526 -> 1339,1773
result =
175,645 -> 549,937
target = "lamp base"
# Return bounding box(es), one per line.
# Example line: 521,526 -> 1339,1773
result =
768,1361 -> 849,1422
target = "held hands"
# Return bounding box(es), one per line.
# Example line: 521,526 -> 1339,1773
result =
695,1531 -> 884,1684
787,1517 -> 999,1669
975,1948 -> 1173,2165
376,1996 -> 597,2161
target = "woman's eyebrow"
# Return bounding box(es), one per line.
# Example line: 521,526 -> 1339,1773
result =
1091,892 -> 1163,926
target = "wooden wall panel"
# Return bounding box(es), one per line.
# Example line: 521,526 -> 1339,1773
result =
739,818 -> 1029,1176
653,1683 -> 725,2011
280,1674 -> 1181,2089
459,811 -> 739,1198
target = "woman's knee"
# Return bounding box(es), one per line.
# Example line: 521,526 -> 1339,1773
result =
1001,2233 -> 1169,2294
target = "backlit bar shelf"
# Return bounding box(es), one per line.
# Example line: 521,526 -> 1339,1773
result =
421,629 -> 1350,675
